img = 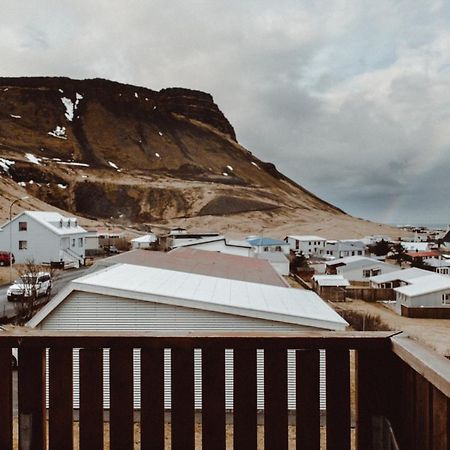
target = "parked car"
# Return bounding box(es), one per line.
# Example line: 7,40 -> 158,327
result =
103,244 -> 119,254
7,272 -> 52,302
0,251 -> 14,266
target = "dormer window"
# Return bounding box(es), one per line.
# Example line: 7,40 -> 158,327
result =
18,222 -> 27,231
60,219 -> 63,228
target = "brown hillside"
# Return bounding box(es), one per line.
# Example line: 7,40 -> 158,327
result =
0,77 -> 402,238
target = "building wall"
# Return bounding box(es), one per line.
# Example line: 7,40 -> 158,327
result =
37,291 -> 328,410
397,289 -> 450,308
0,215 -> 61,264
337,263 -> 398,282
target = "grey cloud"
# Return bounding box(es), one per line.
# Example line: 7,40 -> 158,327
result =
1,0 -> 449,224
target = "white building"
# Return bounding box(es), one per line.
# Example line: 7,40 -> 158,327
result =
28,263 -> 347,409
246,237 -> 290,255
395,273 -> 450,310
370,268 -> 431,289
326,256 -> 398,282
285,235 -> 327,256
171,236 -> 252,257
255,252 -> 290,276
131,234 -> 157,249
422,258 -> 450,275
0,211 -> 87,266
400,241 -> 430,252
319,240 -> 367,259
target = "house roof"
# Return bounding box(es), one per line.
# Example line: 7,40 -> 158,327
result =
287,235 -> 326,241
326,256 -> 378,267
312,275 -> 350,287
246,237 -> 288,247
370,268 -> 430,284
1,211 -> 87,236
424,258 -> 450,268
28,263 -> 348,330
255,252 -> 290,263
395,274 -> 450,297
91,248 -> 287,287
171,236 -> 251,249
131,234 -> 157,243
406,251 -> 440,258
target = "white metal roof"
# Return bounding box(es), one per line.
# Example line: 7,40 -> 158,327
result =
370,268 -> 430,284
395,274 -> 450,297
29,263 -> 348,330
312,275 -> 350,287
424,258 -> 450,268
1,211 -> 87,236
131,234 -> 157,243
172,236 -> 251,249
325,255 -> 380,267
287,235 -> 326,241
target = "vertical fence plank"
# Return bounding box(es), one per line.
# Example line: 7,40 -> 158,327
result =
432,387 -> 450,450
18,347 -> 46,450
0,347 -> 12,449
79,349 -> 103,450
234,347 -> 257,450
265,347 -> 288,450
202,347 -> 225,450
141,347 -> 165,450
296,349 -> 320,450
172,347 -> 195,450
110,347 -> 134,450
415,375 -> 432,450
49,347 -> 73,450
326,349 -> 350,450
403,366 -> 417,450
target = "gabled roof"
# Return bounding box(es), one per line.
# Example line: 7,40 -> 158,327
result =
1,211 -> 87,236
395,274 -> 450,297
326,256 -> 380,267
424,258 -> 450,268
171,236 -> 251,249
28,263 -> 348,330
91,248 -> 287,286
406,251 -> 440,258
370,268 -> 430,284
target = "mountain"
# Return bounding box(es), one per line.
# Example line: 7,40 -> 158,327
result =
0,77 -> 400,238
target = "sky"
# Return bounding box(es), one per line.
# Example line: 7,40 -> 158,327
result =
1,0 -> 450,225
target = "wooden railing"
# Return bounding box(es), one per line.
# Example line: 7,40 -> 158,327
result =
0,330 -> 448,449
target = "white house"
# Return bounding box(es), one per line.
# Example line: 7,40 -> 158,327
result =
370,267 -> 431,289
395,273 -> 450,317
131,234 -> 157,249
285,235 -> 327,256
28,263 -> 347,410
325,256 -> 398,282
0,211 -> 87,266
246,237 -> 290,255
319,240 -> 367,259
422,258 -> 450,275
171,236 -> 252,257
400,241 -> 430,252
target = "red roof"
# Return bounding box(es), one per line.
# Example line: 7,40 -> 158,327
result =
96,248 -> 287,287
406,251 -> 440,258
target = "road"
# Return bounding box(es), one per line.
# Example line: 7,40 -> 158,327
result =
0,266 -> 92,319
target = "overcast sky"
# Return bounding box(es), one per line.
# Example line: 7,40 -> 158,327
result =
1,0 -> 450,225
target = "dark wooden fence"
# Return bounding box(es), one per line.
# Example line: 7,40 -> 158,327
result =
0,330 -> 448,449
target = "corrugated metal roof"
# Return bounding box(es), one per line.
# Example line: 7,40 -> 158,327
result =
287,235 -> 326,241
93,248 -> 287,287
31,263 -> 348,330
246,237 -> 288,246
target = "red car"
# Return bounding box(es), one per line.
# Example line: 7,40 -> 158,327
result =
0,251 -> 15,266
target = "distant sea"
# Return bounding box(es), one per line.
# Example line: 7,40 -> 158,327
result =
393,223 -> 448,230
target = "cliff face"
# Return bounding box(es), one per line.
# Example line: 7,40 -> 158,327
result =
0,76 -> 343,225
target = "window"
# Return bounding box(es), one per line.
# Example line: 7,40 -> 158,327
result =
78,238 -> 83,247
295,241 -> 299,250
72,239 -> 75,247
19,240 -> 27,250
18,222 -> 27,231
442,293 -> 450,305
363,269 -> 371,278
371,268 -> 381,276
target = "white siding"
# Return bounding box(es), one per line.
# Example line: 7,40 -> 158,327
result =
40,291 -> 327,410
